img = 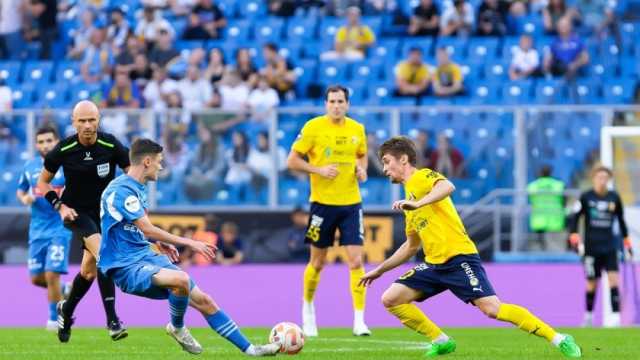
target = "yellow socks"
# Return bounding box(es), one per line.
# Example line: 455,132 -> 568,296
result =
387,304 -> 443,340
303,264 -> 321,303
497,303 -> 557,342
349,267 -> 366,311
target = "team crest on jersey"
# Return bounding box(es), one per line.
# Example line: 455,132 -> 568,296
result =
351,136 -> 359,144
608,202 -> 616,212
84,152 -> 93,161
97,163 -> 110,178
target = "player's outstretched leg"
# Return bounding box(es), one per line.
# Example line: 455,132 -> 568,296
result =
346,245 -> 370,336
58,251 -> 97,343
97,271 -> 127,340
303,246 -> 326,337
382,284 -> 456,357
189,285 -> 279,356
474,296 -> 582,358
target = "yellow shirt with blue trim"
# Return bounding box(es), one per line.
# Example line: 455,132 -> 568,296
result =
291,115 -> 366,206
404,168 -> 478,264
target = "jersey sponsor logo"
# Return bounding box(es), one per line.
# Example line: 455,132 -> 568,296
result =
97,163 -> 110,178
84,152 -> 93,161
124,195 -> 141,213
461,262 -> 480,288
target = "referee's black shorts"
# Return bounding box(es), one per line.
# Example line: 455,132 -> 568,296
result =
63,209 -> 101,248
582,251 -> 619,280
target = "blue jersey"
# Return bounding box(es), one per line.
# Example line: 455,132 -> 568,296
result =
17,157 -> 70,243
99,174 -> 151,274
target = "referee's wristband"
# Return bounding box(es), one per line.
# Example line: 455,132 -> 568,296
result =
44,190 -> 62,210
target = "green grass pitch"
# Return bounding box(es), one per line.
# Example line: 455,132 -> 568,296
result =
0,328 -> 638,359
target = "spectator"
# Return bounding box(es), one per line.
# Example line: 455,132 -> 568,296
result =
218,69 -> 250,112
148,28 -> 180,69
182,12 -> 211,40
248,75 -> 280,124
204,47 -> 226,85
287,206 -> 310,262
116,34 -> 143,70
217,222 -> 244,265
573,0 -> 618,40
177,65 -> 215,111
160,123 -> 190,182
527,165 -> 566,251
67,9 -> 96,60
27,0 -> 58,59
191,0 -> 227,40
101,68 -> 143,108
476,0 -> 509,36
190,214 -> 219,266
184,124 -> 224,200
80,28 -> 113,84
408,0 -> 440,36
509,34 -> 540,80
543,0 -> 576,34
321,6 -> 376,61
414,129 -> 434,168
433,47 -> 464,97
325,0 -> 361,16
261,43 -> 297,100
106,7 -> 130,50
439,0 -> 474,37
130,53 -> 153,87
143,66 -> 179,110
269,0 -> 297,16
394,46 -> 431,97
543,17 -> 589,79
134,6 -> 174,46
234,48 -> 259,88
0,80 -> 13,113
430,133 -> 465,178
366,133 -> 385,177
247,131 -> 287,192
224,130 -> 252,200
0,0 -> 24,60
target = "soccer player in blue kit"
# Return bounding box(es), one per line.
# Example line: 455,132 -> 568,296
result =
17,126 -> 71,331
98,138 -> 280,356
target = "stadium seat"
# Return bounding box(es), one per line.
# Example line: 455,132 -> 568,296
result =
237,0 -> 266,20
22,61 -> 54,85
468,37 -> 499,61
401,38 -> 434,58
603,79 -> 637,103
254,18 -> 285,43
436,37 -> 468,59
54,61 -> 81,83
224,20 -> 251,42
501,81 -> 533,105
11,85 -> 35,109
35,83 -> 70,109
570,81 -> 601,104
0,61 -> 21,86
285,16 -> 317,41
348,59 -> 383,81
319,17 -> 343,42
317,61 -> 349,86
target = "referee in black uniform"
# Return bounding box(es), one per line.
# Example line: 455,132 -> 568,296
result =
37,100 -> 130,342
568,165 -> 633,327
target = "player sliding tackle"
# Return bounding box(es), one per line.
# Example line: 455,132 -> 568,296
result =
359,136 -> 582,358
98,138 -> 279,356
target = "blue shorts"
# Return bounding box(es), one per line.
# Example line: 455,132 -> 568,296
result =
110,252 -> 182,300
28,237 -> 70,276
304,202 -> 364,248
395,254 -> 496,304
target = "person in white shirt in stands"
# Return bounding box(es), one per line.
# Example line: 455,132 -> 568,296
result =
440,0 -> 475,37
144,67 -> 179,111
219,69 -> 250,113
509,34 -> 540,81
0,0 -> 25,59
178,65 -> 215,111
0,80 -> 12,113
248,75 -> 279,124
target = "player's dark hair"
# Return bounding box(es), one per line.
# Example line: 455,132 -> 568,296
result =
35,125 -> 58,139
409,46 -> 422,54
592,165 -> 613,177
540,165 -> 552,177
263,42 -> 278,52
130,138 -> 163,165
325,85 -> 349,102
378,136 -> 417,166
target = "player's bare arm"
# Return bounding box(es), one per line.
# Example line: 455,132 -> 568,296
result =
37,168 -> 78,221
16,189 -> 34,206
392,179 -> 456,211
134,215 -> 216,260
287,150 -> 339,179
359,232 -> 422,287
356,154 -> 368,182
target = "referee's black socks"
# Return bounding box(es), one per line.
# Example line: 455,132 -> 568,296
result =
97,271 -> 119,324
611,287 -> 620,313
586,290 -> 596,313
63,273 -> 94,316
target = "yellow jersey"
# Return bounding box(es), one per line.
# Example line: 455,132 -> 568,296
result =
335,25 -> 376,52
403,168 -> 478,264
434,63 -> 462,87
396,61 -> 430,85
291,115 -> 366,206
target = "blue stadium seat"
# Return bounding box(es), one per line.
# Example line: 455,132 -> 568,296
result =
435,37 -> 468,59
224,20 -> 251,42
361,16 -> 383,36
587,61 -> 617,78
484,61 -> 509,82
70,83 -> 101,103
35,83 -> 70,109
501,36 -> 520,60
317,61 -> 348,86
319,17 -> 343,42
401,38 -> 434,57
348,59 -> 383,80
54,61 -> 81,83
619,56 -> 639,77
285,16 -> 317,41
22,61 -> 54,85
237,0 -> 266,20
0,61 -> 21,86
469,83 -> 501,105
11,85 -> 35,109
293,59 -> 317,97
217,0 -> 238,18
571,81 -> 601,104
372,38 -> 400,64
346,80 -> 368,102
468,37 -> 499,60
533,80 -> 567,104
254,18 -> 285,43
300,40 -> 321,59
501,81 -> 533,105
278,179 -> 309,205
603,79 -> 637,103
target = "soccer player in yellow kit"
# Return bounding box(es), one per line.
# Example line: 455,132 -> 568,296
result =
287,85 -> 370,337
359,137 -> 582,358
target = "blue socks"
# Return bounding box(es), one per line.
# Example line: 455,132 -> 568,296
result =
168,293 -> 189,329
48,302 -> 57,321
206,310 -> 251,352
